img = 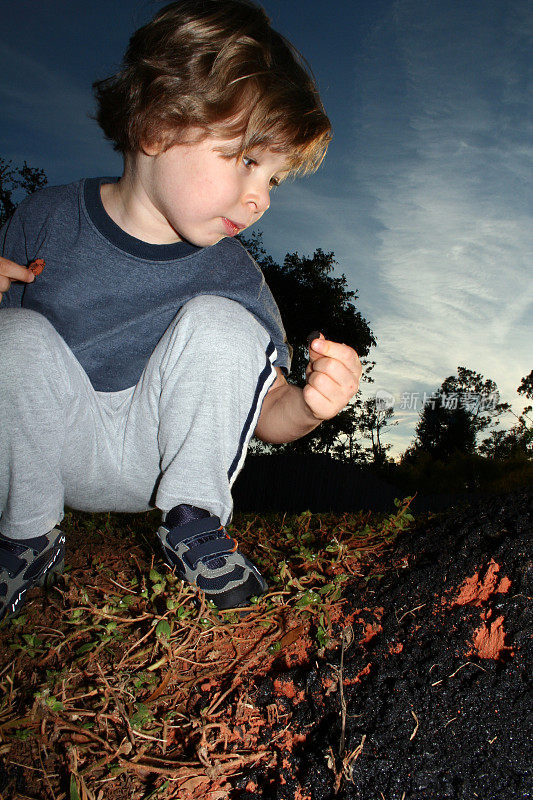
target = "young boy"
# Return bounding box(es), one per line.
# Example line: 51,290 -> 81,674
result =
0,0 -> 361,619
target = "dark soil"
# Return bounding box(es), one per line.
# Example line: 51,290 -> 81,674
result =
233,491 -> 533,800
0,491 -> 531,800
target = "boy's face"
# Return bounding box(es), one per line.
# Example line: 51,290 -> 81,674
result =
135,132 -> 290,246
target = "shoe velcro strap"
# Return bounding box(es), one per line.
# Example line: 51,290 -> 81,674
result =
167,515 -> 222,548
183,537 -> 237,570
0,549 -> 25,577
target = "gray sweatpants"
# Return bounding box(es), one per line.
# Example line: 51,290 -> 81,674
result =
0,296 -> 277,540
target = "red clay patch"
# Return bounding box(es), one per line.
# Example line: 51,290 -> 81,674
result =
361,621 -> 383,643
468,611 -> 514,660
344,662 -> 372,685
452,559 -> 511,606
273,678 -> 305,703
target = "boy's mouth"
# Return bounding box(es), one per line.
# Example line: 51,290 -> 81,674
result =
222,217 -> 245,237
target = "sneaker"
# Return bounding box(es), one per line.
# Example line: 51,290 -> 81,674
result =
0,528 -> 65,623
157,514 -> 267,610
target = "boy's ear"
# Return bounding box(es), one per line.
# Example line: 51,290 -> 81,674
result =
141,139 -> 163,157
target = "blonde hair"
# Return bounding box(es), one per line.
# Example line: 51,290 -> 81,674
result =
93,0 -> 331,176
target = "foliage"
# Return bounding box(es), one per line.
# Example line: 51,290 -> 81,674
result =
480,369 -> 532,460
0,503 -> 414,797
479,425 -> 532,460
405,366 -> 510,462
0,157 -> 47,228
329,401 -> 368,463
241,231 -> 381,459
357,397 -> 395,465
518,369 -> 533,400
410,396 -> 477,460
241,231 -> 376,383
439,366 -> 510,435
482,457 -> 533,493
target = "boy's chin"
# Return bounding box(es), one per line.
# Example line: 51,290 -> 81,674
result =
178,230 -> 226,248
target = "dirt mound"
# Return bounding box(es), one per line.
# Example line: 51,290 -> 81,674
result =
233,491 -> 532,799
0,493 -> 530,800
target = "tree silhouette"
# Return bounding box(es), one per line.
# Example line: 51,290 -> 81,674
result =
241,231 -> 376,383
518,369 -> 533,402
358,397 -> 395,465
0,158 -> 47,228
331,401 -> 367,464
411,396 -> 477,460
240,231 -> 377,457
440,367 -> 510,436
405,367 -> 509,461
480,370 -> 532,460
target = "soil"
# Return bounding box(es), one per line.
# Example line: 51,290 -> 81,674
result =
0,491 -> 531,800
233,491 -> 532,800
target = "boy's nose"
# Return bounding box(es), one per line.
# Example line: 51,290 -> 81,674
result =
244,185 -> 270,216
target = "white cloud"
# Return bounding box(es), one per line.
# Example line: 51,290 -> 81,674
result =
351,0 -> 532,455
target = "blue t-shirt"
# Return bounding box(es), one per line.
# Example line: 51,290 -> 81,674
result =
1,178 -> 291,391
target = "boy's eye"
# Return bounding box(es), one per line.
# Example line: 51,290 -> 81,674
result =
242,155 -> 280,189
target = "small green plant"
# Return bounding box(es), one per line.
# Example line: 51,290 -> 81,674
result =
155,619 -> 172,640
69,775 -> 81,800
0,503 -> 416,797
130,702 -> 155,730
34,689 -> 64,712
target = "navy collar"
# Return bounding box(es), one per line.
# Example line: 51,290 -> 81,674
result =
84,177 -> 200,261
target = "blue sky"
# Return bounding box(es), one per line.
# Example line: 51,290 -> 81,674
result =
2,0 -> 531,455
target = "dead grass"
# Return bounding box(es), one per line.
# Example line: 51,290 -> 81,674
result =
0,500 -> 413,800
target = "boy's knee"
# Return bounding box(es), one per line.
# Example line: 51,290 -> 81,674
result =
0,309 -> 57,348
178,295 -> 268,344
0,310 -> 65,375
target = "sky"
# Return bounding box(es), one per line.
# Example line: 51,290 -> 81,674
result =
2,0 -> 531,456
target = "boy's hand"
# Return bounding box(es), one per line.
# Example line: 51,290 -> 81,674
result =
0,256 -> 35,304
304,333 -> 362,421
